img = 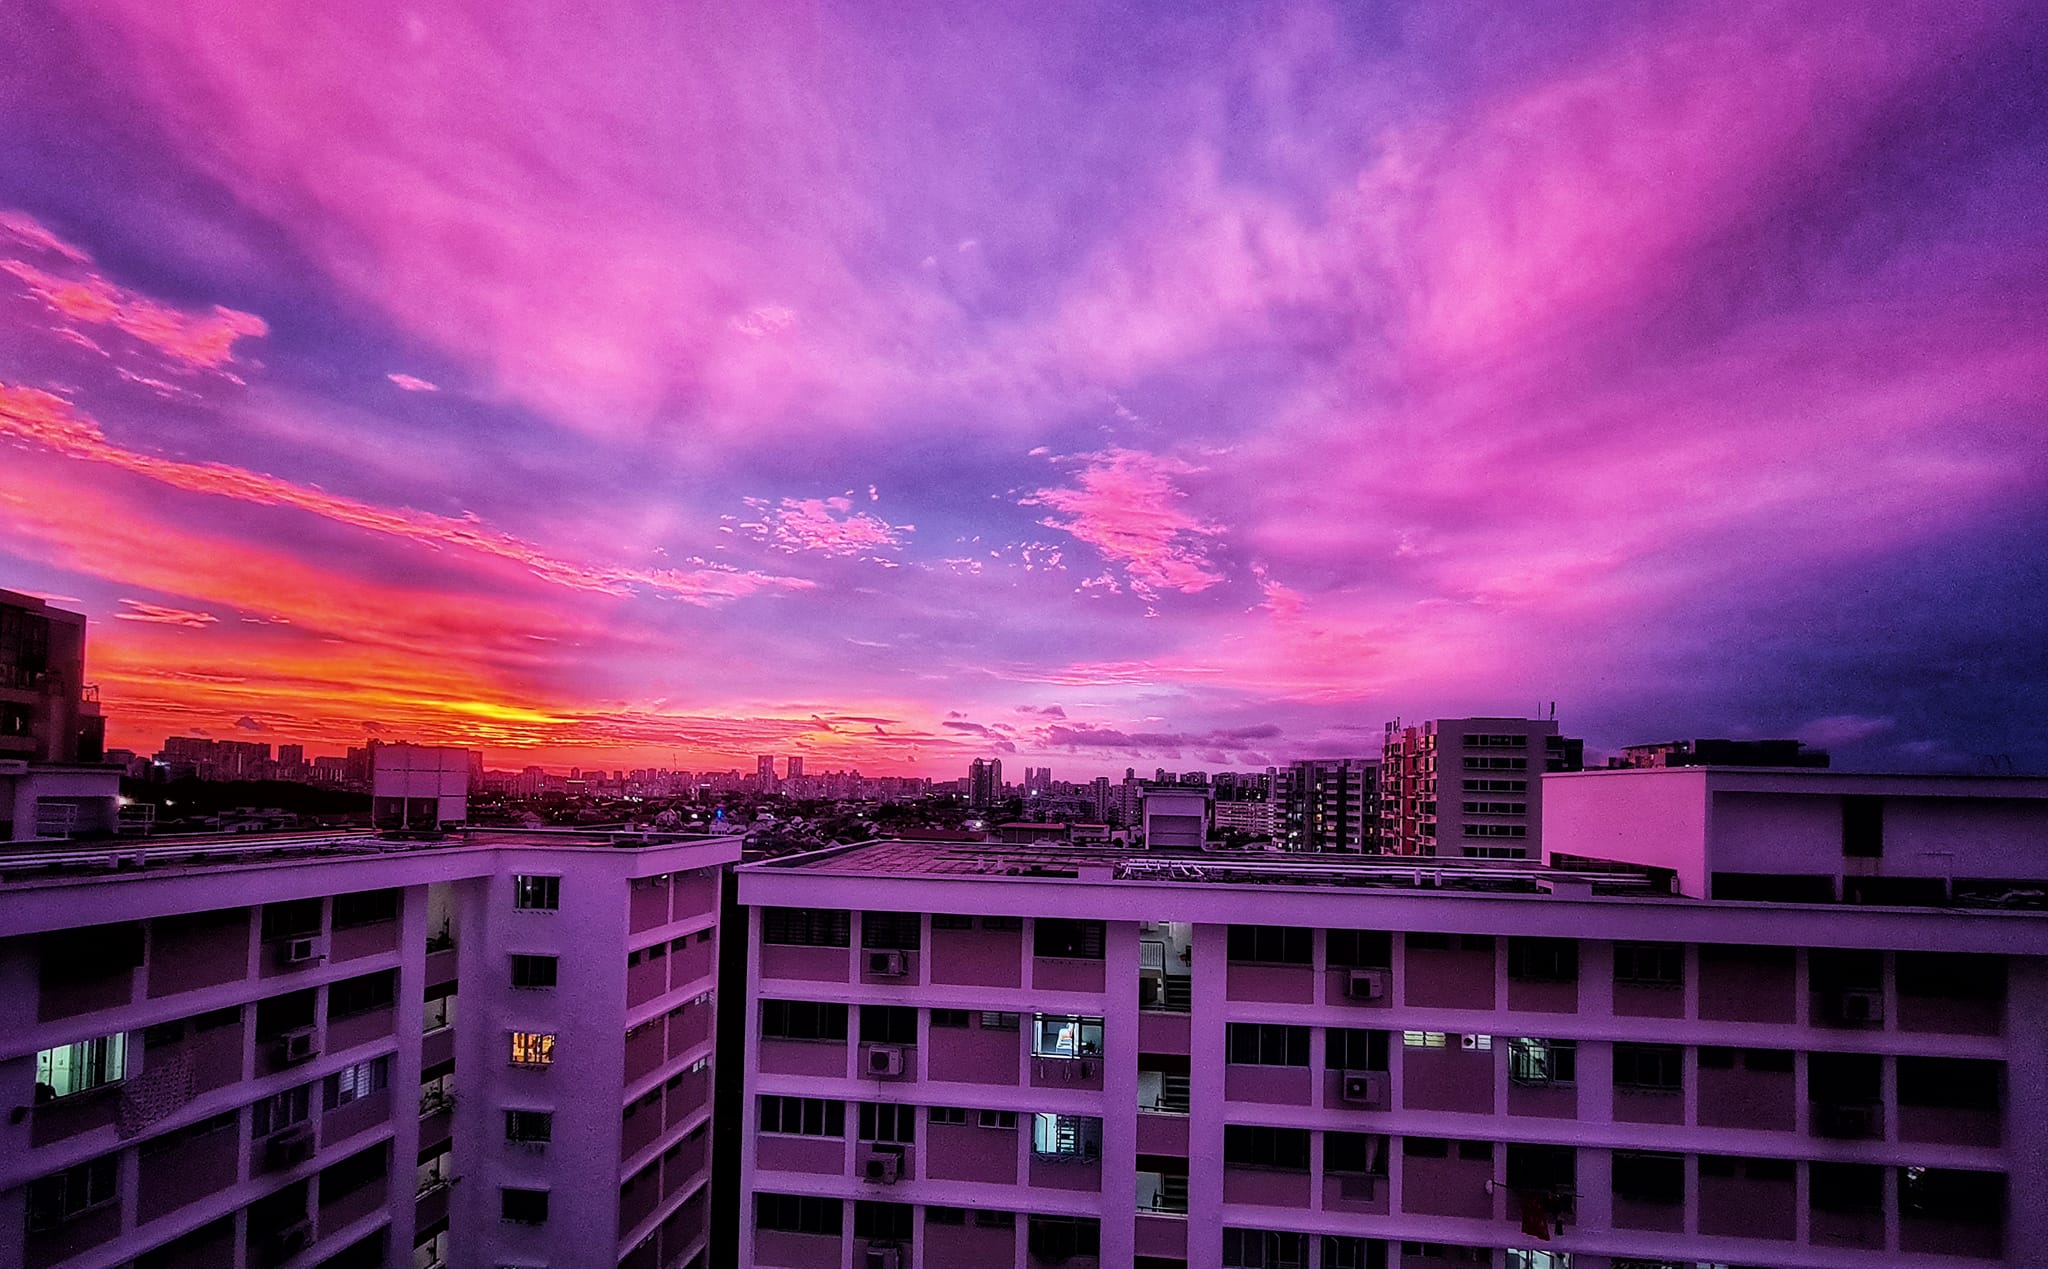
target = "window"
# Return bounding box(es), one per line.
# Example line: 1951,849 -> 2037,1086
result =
926,1205 -> 966,1225
1323,1236 -> 1380,1269
25,1156 -> 117,1231
853,1200 -> 914,1241
978,1108 -> 1017,1129
979,1011 -> 1020,1031
328,970 -> 395,1017
861,911 -> 922,950
1463,779 -> 1526,794
1614,942 -> 1682,986
324,1056 -> 389,1108
1227,924 -> 1310,965
1509,1038 -> 1576,1085
931,913 -> 973,930
35,1033 -> 127,1100
1031,1013 -> 1104,1058
1227,1023 -> 1310,1067
762,907 -> 850,946
1224,1228 -> 1307,1268
981,915 -> 1023,931
858,1102 -> 916,1144
1614,1044 -> 1682,1092
1327,1028 -> 1388,1071
1403,1031 -> 1448,1048
761,1000 -> 848,1042
929,1009 -> 970,1028
1898,1057 -> 2002,1110
1224,1124 -> 1310,1171
139,1112 -> 235,1158
1842,795 -> 1884,857
929,1106 -> 969,1126
760,1096 -> 844,1136
1033,918 -> 1105,959
1463,756 -> 1527,770
332,889 -> 399,928
1031,1113 -> 1102,1158
505,1110 -> 553,1143
1612,1151 -> 1684,1204
858,1005 -> 917,1045
510,954 -> 558,989
756,1193 -> 842,1235
1026,1215 -> 1099,1259
1326,929 -> 1392,968
1508,938 -> 1578,982
510,1031 -> 556,1066
1325,1131 -> 1388,1175
976,1209 -> 1017,1229
512,875 -> 559,911
1403,1137 -> 1450,1158
1462,823 -> 1527,838
1463,801 -> 1528,816
1811,1162 -> 1884,1212
500,1187 -> 549,1224
253,1083 -> 312,1135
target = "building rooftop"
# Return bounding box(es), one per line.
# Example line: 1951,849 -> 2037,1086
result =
0,824 -> 728,887
749,838 -> 1666,896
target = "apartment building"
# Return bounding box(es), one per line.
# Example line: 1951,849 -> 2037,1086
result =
1381,719 -> 1583,859
1,590 -> 117,842
0,825 -> 737,1269
735,769 -> 2047,1269
1277,760 -> 1379,854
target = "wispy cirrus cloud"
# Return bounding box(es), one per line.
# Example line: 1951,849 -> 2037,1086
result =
0,383 -> 807,605
386,372 -> 438,392
114,599 -> 218,628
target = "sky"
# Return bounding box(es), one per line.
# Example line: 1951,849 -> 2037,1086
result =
2,0 -> 2046,779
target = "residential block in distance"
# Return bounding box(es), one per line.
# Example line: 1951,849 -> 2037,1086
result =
1381,718 -> 1584,859
735,768 -> 2046,1269
0,824 -> 737,1269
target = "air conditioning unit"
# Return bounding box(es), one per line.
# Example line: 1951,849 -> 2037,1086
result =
279,934 -> 327,966
865,1044 -> 905,1077
1345,969 -> 1387,1000
860,1147 -> 902,1184
1816,1102 -> 1877,1139
1340,1071 -> 1386,1105
263,1127 -> 314,1171
867,950 -> 907,978
1827,989 -> 1884,1025
274,1028 -> 318,1065
266,1220 -> 312,1260
864,1246 -> 903,1269
1460,1033 -> 1482,1050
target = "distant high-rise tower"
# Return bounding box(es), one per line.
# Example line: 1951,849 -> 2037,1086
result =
787,756 -> 804,780
1381,715 -> 1583,858
969,758 -> 1004,808
757,754 -> 776,784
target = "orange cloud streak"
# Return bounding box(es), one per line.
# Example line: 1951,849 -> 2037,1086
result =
0,383 -> 807,605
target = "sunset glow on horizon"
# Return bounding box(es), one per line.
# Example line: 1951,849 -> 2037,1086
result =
3,1 -> 2045,777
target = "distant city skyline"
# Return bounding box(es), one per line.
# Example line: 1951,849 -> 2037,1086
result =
5,2 -> 2046,778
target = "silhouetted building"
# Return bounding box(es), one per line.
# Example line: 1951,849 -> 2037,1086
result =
1617,738 -> 1830,768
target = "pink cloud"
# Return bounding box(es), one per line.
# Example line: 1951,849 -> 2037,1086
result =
740,496 -> 911,561
387,372 -> 439,392
1026,448 -> 1224,598
0,214 -> 268,370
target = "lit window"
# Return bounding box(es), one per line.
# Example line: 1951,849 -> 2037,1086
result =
35,1034 -> 127,1100
1031,1014 -> 1104,1058
324,1056 -> 389,1108
511,1031 -> 556,1066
